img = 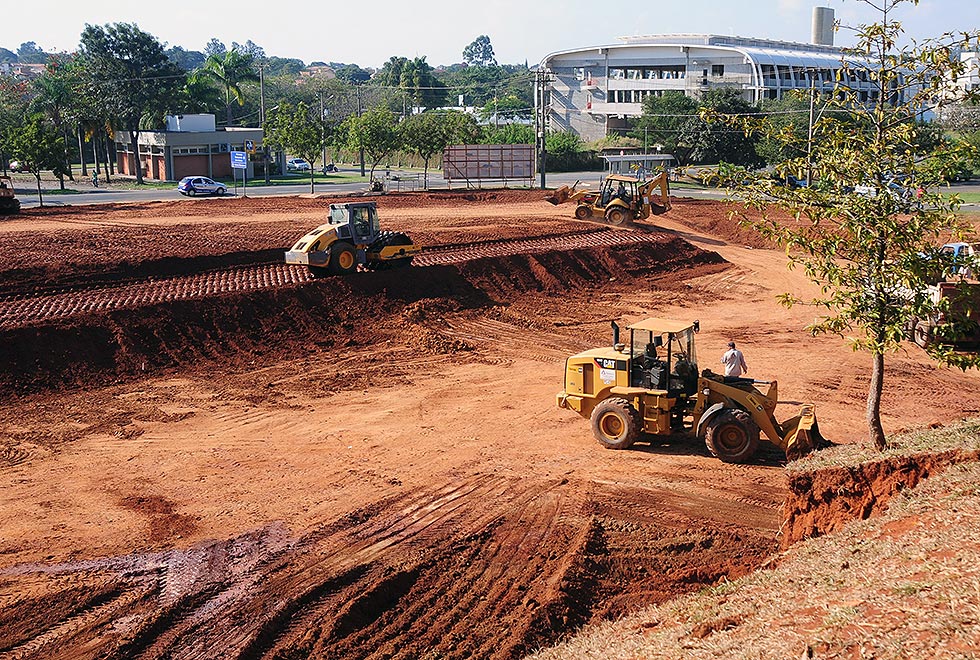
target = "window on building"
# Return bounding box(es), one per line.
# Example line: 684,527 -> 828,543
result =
711,64 -> 724,77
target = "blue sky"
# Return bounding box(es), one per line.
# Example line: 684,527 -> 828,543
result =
5,0 -> 977,68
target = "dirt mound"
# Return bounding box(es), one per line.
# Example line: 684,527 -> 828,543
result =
0,238 -> 726,395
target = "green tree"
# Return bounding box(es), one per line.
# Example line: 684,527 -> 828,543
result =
400,110 -> 479,187
481,124 -> 534,145
342,105 -> 400,181
16,42 -> 47,64
690,88 -> 761,166
375,56 -> 447,111
463,36 -> 497,67
191,49 -> 259,125
30,55 -> 84,188
632,91 -> 700,165
478,94 -> 529,123
6,113 -> 67,206
754,94 -> 810,167
545,131 -> 588,172
334,64 -> 371,85
263,101 -> 326,193
719,0 -> 980,450
78,23 -> 186,185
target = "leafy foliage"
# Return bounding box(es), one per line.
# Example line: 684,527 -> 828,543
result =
341,105 -> 400,179
463,36 -> 497,67
263,101 -> 327,192
716,0 -> 980,449
78,23 -> 186,184
6,113 -> 67,204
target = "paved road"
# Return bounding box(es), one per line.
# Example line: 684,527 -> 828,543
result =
10,169 -> 977,209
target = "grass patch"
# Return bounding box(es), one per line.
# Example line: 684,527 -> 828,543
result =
786,417 -> 980,474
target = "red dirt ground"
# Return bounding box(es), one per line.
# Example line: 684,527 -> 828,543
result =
0,190 -> 977,659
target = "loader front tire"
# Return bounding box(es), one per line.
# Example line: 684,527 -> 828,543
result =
590,398 -> 640,450
575,205 -> 592,220
329,242 -> 357,275
705,409 -> 760,463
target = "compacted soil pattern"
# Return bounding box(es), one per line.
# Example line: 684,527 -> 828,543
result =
1,189 -> 978,659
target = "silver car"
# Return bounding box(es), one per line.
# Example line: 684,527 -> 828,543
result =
178,176 -> 227,196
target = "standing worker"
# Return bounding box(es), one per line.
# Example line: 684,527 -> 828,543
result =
721,341 -> 748,377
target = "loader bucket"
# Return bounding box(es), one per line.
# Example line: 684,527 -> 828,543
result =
545,185 -> 571,205
781,404 -> 832,461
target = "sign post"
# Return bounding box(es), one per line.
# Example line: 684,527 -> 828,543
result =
231,150 -> 248,197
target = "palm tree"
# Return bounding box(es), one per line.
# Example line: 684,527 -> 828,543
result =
191,50 -> 259,126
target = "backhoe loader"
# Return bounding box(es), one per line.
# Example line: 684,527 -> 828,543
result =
556,318 -> 830,463
284,201 -> 420,277
545,172 -> 670,226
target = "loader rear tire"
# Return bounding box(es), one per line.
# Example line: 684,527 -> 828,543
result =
575,205 -> 592,220
590,398 -> 640,450
705,409 -> 760,463
329,241 -> 357,275
605,208 -> 629,226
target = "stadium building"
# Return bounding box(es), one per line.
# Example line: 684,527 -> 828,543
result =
536,7 -> 898,142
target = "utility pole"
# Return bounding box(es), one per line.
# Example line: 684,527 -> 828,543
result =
537,70 -> 547,189
259,62 -> 270,184
357,85 -> 365,177
320,90 -> 327,171
807,74 -> 815,186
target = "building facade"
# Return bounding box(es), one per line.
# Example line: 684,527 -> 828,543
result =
538,33 -> 885,142
114,114 -> 263,182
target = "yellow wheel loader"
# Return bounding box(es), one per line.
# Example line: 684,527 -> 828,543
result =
284,201 -> 421,277
545,172 -> 670,226
556,318 -> 830,463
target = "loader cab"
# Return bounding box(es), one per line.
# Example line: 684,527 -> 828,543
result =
328,202 -> 381,244
625,318 -> 699,396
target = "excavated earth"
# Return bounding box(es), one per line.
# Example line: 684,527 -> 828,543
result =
0,190 -> 978,659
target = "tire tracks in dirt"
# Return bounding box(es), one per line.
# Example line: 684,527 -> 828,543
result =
0,230 -> 671,329
0,470 -> 776,659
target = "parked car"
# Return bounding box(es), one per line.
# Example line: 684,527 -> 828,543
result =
177,176 -> 227,196
286,158 -> 311,172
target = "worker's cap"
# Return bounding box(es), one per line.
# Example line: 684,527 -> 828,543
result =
727,341 -> 735,348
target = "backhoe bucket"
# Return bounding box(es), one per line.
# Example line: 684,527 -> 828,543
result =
780,404 -> 832,461
545,185 -> 572,205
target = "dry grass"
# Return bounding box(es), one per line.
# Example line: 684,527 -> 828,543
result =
788,418 -> 980,474
528,422 -> 980,660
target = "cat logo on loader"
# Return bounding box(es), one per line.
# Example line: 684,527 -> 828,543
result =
556,318 -> 831,463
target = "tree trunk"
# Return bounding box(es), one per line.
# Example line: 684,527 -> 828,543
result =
106,136 -> 115,177
93,134 -> 102,178
129,131 -> 144,185
78,126 -> 88,177
34,172 -> 44,207
310,169 -> 315,194
867,351 -> 887,450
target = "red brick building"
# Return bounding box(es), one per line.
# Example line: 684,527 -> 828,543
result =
115,114 -> 264,182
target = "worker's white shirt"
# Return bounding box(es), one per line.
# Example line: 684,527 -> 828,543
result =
721,348 -> 747,377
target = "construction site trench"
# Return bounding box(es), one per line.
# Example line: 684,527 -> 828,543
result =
1,190 -> 979,659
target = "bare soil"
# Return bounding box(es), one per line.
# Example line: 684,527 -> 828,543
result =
0,190 -> 977,659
